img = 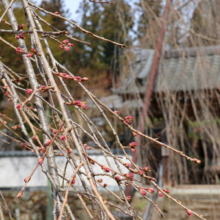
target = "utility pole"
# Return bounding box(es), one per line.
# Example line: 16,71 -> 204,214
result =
126,0 -> 172,196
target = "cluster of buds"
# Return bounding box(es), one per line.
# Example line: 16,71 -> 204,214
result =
125,173 -> 134,180
26,48 -> 39,58
17,24 -> 25,31
101,166 -> 110,173
84,144 -> 91,150
59,39 -> 74,52
139,166 -> 151,172
15,33 -> 25,40
16,47 -> 23,54
124,115 -> 134,125
128,142 -> 137,153
56,72 -> 89,82
67,146 -> 72,155
71,100 -> 87,110
60,135 -> 66,141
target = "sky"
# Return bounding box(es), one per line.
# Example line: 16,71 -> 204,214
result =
36,0 -> 81,20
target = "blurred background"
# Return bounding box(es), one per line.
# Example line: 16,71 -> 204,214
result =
1,0 -> 220,219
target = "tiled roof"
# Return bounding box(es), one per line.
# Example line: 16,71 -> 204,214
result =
113,46 -> 220,94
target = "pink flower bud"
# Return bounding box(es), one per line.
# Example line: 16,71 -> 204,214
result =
16,47 -> 22,54
26,53 -> 33,57
21,143 -> 26,148
31,48 -> 36,53
114,110 -> 119,114
62,39 -> 69,44
41,85 -> 46,92
124,163 -> 131,168
186,209 -> 193,216
19,33 -> 25,39
144,167 -> 151,172
73,76 -> 81,82
32,136 -> 36,140
24,176 -> 31,183
193,158 -> 201,164
64,46 -> 70,52
81,77 -> 89,81
45,140 -> 51,146
158,191 -> 163,197
67,148 -> 72,154
126,195 -> 131,201
54,11 -> 60,15
12,125 -> 17,130
72,100 -> 81,106
101,166 -> 110,173
16,104 -> 22,109
124,115 -> 131,120
162,189 -> 170,193
71,178 -> 76,185
60,135 -> 66,141
129,142 -> 137,148
86,147 -> 91,150
80,103 -> 87,110
16,191 -> 23,198
125,173 -> 134,179
38,157 -> 44,165
68,43 -> 74,47
15,36 -> 20,39
104,183 -> 107,187
138,170 -> 144,175
21,24 -> 25,28
89,159 -> 95,165
53,129 -> 57,134
139,189 -> 146,196
130,148 -> 136,153
115,176 -> 121,181
4,92 -> 8,97
26,89 -> 33,94
132,131 -> 136,136
147,188 -> 155,194
59,44 -> 63,50
97,179 -> 103,183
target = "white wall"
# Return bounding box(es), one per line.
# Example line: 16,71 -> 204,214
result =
0,155 -> 131,189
